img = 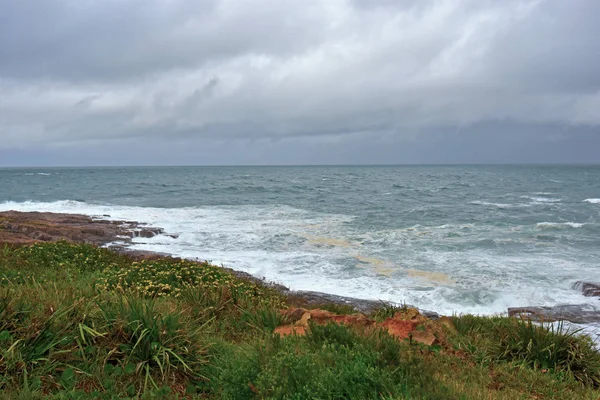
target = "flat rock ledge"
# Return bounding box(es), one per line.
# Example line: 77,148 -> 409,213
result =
0,210 -> 165,247
506,282 -> 600,324
508,305 -> 600,324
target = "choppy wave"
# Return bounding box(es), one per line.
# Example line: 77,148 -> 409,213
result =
521,196 -> 562,203
470,200 -> 515,209
584,198 -> 600,204
537,222 -> 585,229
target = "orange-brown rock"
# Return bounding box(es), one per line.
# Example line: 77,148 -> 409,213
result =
277,307 -> 444,343
296,312 -> 311,327
281,307 -> 309,323
392,307 -> 429,324
273,325 -> 307,336
282,308 -> 377,328
305,309 -> 337,322
410,330 -> 438,346
329,313 -> 374,326
380,319 -> 417,339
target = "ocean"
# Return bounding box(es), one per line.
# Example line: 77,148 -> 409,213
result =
1,165 -> 599,319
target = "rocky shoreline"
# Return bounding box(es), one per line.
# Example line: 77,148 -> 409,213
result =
1,210 -> 599,324
0,210 -> 407,314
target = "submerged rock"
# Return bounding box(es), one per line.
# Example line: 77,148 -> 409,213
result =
572,281 -> 600,298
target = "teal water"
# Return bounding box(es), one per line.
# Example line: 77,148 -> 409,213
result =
1,165 -> 599,316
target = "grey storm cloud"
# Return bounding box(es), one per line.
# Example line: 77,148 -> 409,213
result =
0,0 -> 599,164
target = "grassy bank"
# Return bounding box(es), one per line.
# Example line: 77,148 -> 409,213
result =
1,242 -> 599,399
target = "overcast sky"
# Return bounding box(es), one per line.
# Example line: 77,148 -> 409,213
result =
1,0 -> 599,166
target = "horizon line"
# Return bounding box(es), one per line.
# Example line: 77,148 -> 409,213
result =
1,162 -> 600,168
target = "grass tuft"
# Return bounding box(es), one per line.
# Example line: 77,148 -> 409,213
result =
452,314 -> 600,386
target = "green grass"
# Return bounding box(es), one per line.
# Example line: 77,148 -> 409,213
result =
0,241 -> 599,399
451,314 -> 600,386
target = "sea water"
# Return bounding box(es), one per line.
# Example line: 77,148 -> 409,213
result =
1,165 -> 599,322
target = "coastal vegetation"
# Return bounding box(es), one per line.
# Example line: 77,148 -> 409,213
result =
1,241 -> 599,399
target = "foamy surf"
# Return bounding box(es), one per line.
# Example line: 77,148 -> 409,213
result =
537,222 -> 585,229
520,196 -> 562,203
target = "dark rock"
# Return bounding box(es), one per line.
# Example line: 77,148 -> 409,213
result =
130,228 -> 164,238
508,304 -> 600,324
31,231 -> 53,241
572,281 -> 600,298
81,228 -> 107,236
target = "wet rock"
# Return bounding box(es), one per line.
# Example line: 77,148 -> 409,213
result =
0,211 -> 170,247
508,304 -> 600,324
133,228 -> 164,238
572,281 -> 600,298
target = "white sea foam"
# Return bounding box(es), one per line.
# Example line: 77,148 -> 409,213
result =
470,200 -> 514,209
521,196 -> 562,203
536,222 -> 585,229
584,198 -> 600,204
